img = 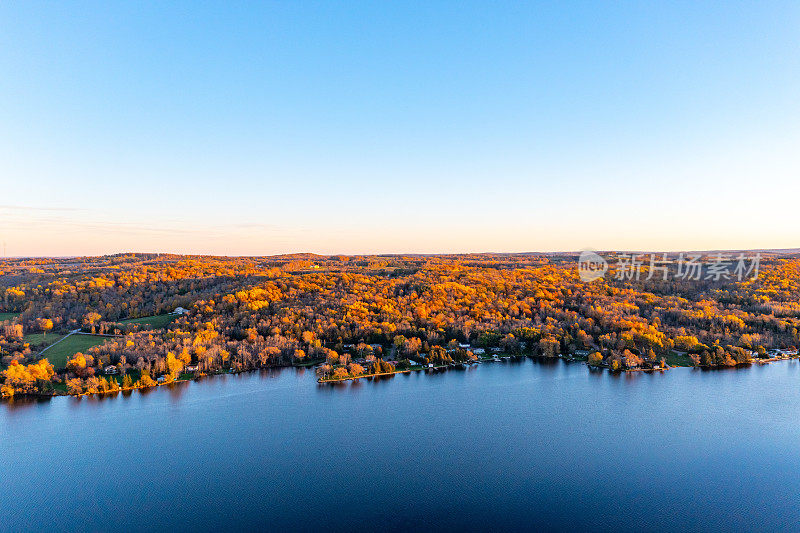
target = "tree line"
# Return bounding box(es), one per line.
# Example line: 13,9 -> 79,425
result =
1,252 -> 799,396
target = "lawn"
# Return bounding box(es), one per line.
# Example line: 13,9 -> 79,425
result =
0,312 -> 19,321
664,350 -> 694,367
23,332 -> 64,347
37,334 -> 111,369
119,314 -> 176,329
294,358 -> 326,367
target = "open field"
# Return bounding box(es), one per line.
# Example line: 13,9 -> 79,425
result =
37,334 -> 111,369
0,312 -> 20,322
294,358 -> 325,367
119,314 -> 176,329
664,351 -> 694,367
23,333 -> 64,347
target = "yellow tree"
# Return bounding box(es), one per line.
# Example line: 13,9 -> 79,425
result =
166,351 -> 184,378
83,312 -> 102,334
38,318 -> 53,339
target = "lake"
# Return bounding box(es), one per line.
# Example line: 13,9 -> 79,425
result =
3,359 -> 800,532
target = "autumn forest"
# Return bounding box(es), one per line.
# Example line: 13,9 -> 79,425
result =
2,252 -> 799,398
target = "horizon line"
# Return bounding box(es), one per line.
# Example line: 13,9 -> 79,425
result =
2,247 -> 799,260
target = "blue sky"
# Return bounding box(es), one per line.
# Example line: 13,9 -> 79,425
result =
1,1 -> 798,256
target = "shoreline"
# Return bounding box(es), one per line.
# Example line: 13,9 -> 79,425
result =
4,354 -> 799,400
316,353 -> 800,383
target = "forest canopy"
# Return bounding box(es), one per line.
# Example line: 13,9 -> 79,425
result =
1,252 -> 799,396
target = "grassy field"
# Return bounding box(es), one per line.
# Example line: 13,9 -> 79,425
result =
664,351 -> 694,367
294,358 -> 325,367
37,334 -> 111,369
0,312 -> 19,321
119,314 -> 175,329
23,332 -> 64,347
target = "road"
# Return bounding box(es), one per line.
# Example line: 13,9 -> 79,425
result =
38,329 -> 81,356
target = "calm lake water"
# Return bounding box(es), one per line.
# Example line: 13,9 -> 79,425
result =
3,359 -> 800,532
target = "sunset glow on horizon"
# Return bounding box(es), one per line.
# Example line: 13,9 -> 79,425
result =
2,2 -> 799,257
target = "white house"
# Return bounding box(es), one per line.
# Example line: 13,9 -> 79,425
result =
172,307 -> 189,315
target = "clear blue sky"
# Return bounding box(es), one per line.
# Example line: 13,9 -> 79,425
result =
1,1 -> 798,256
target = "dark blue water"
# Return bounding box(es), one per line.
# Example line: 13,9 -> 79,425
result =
3,359 -> 800,532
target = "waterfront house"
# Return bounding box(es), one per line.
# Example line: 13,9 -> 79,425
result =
104,365 -> 118,375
